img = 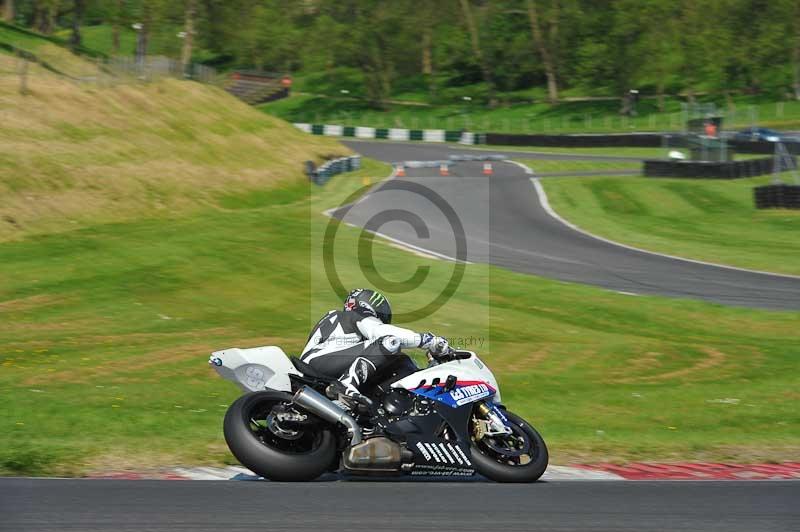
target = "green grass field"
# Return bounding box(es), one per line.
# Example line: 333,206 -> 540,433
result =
2,160 -> 799,475
55,25 -> 139,57
2,59 -> 799,477
478,146 -> 674,158
536,172 -> 800,275
0,24 -> 50,52
262,92 -> 800,134
0,23 -> 104,78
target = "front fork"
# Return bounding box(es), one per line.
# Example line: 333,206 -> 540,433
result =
474,402 -> 513,440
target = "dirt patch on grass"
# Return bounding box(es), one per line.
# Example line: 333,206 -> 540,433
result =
490,345 -> 551,373
0,294 -> 70,313
614,347 -> 727,384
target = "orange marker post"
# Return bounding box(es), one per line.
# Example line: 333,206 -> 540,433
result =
483,162 -> 493,175
439,163 -> 449,176
395,164 -> 406,177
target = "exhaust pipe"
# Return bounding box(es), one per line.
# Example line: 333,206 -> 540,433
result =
292,386 -> 362,446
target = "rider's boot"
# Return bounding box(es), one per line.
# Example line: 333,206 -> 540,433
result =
325,380 -> 374,415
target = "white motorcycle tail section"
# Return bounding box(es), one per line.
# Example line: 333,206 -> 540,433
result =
391,352 -> 502,404
209,346 -> 301,392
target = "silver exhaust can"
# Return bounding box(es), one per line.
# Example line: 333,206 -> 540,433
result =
292,386 -> 362,446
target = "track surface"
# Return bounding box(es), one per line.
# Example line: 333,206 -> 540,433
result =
1,478 -> 796,532
340,140 -> 800,310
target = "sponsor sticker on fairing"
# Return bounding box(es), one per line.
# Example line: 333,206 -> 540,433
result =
449,383 -> 492,405
415,442 -> 432,461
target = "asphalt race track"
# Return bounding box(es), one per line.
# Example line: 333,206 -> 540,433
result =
339,140 -> 800,310
1,478 -> 797,532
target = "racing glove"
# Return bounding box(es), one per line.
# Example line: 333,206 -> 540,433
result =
419,332 -> 450,355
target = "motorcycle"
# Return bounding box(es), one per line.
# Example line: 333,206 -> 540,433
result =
209,344 -> 548,482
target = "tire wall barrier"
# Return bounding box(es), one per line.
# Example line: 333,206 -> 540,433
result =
484,132 -> 664,148
293,123 -> 485,145
644,156 -> 794,179
730,140 -> 800,155
753,184 -> 800,209
305,155 -> 362,186
293,122 -> 800,156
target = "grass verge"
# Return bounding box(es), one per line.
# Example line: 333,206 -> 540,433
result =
538,173 -> 800,275
0,55 -> 345,241
514,159 -> 642,175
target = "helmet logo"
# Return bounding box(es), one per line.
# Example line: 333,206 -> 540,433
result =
369,291 -> 386,306
357,301 -> 377,316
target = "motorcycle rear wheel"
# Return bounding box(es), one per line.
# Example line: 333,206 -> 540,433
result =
223,390 -> 337,481
469,408 -> 548,483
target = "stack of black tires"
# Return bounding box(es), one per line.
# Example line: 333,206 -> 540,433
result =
754,184 -> 800,209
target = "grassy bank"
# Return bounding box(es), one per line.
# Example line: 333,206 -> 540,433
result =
0,55 -> 345,241
537,172 -> 800,275
261,92 -> 800,134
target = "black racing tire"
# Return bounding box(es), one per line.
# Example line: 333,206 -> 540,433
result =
223,391 -> 337,482
470,410 -> 549,483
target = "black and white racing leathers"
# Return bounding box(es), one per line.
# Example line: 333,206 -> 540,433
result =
300,310 -> 433,397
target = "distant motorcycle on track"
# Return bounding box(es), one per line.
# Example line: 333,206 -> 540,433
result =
210,344 -> 548,482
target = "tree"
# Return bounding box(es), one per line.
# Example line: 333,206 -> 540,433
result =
111,0 -> 124,55
180,0 -> 196,73
632,0 -> 681,111
459,0 -> 497,106
69,0 -> 85,48
135,1 -> 153,63
3,0 -> 14,22
34,0 -> 60,34
794,2 -> 800,100
525,0 -> 559,103
420,1 -> 434,83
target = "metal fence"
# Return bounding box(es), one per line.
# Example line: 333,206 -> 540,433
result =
0,44 -> 218,89
107,55 -> 217,84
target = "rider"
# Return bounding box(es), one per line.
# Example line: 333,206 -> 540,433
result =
300,288 -> 449,409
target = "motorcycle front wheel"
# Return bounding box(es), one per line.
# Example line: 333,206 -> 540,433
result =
469,407 -> 549,483
223,390 -> 337,481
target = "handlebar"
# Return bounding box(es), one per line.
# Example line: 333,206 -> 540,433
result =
426,348 -> 472,365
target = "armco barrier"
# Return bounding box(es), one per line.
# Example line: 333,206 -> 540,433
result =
484,132 -> 664,148
305,155 -> 361,186
754,184 -> 800,209
293,123 -> 481,144
643,156 -> 788,179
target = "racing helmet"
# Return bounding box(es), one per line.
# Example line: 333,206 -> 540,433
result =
343,288 -> 392,324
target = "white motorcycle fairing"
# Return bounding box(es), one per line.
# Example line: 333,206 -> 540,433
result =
209,346 -> 301,393
391,351 -> 503,406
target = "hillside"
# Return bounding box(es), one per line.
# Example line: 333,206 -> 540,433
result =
0,55 -> 346,241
